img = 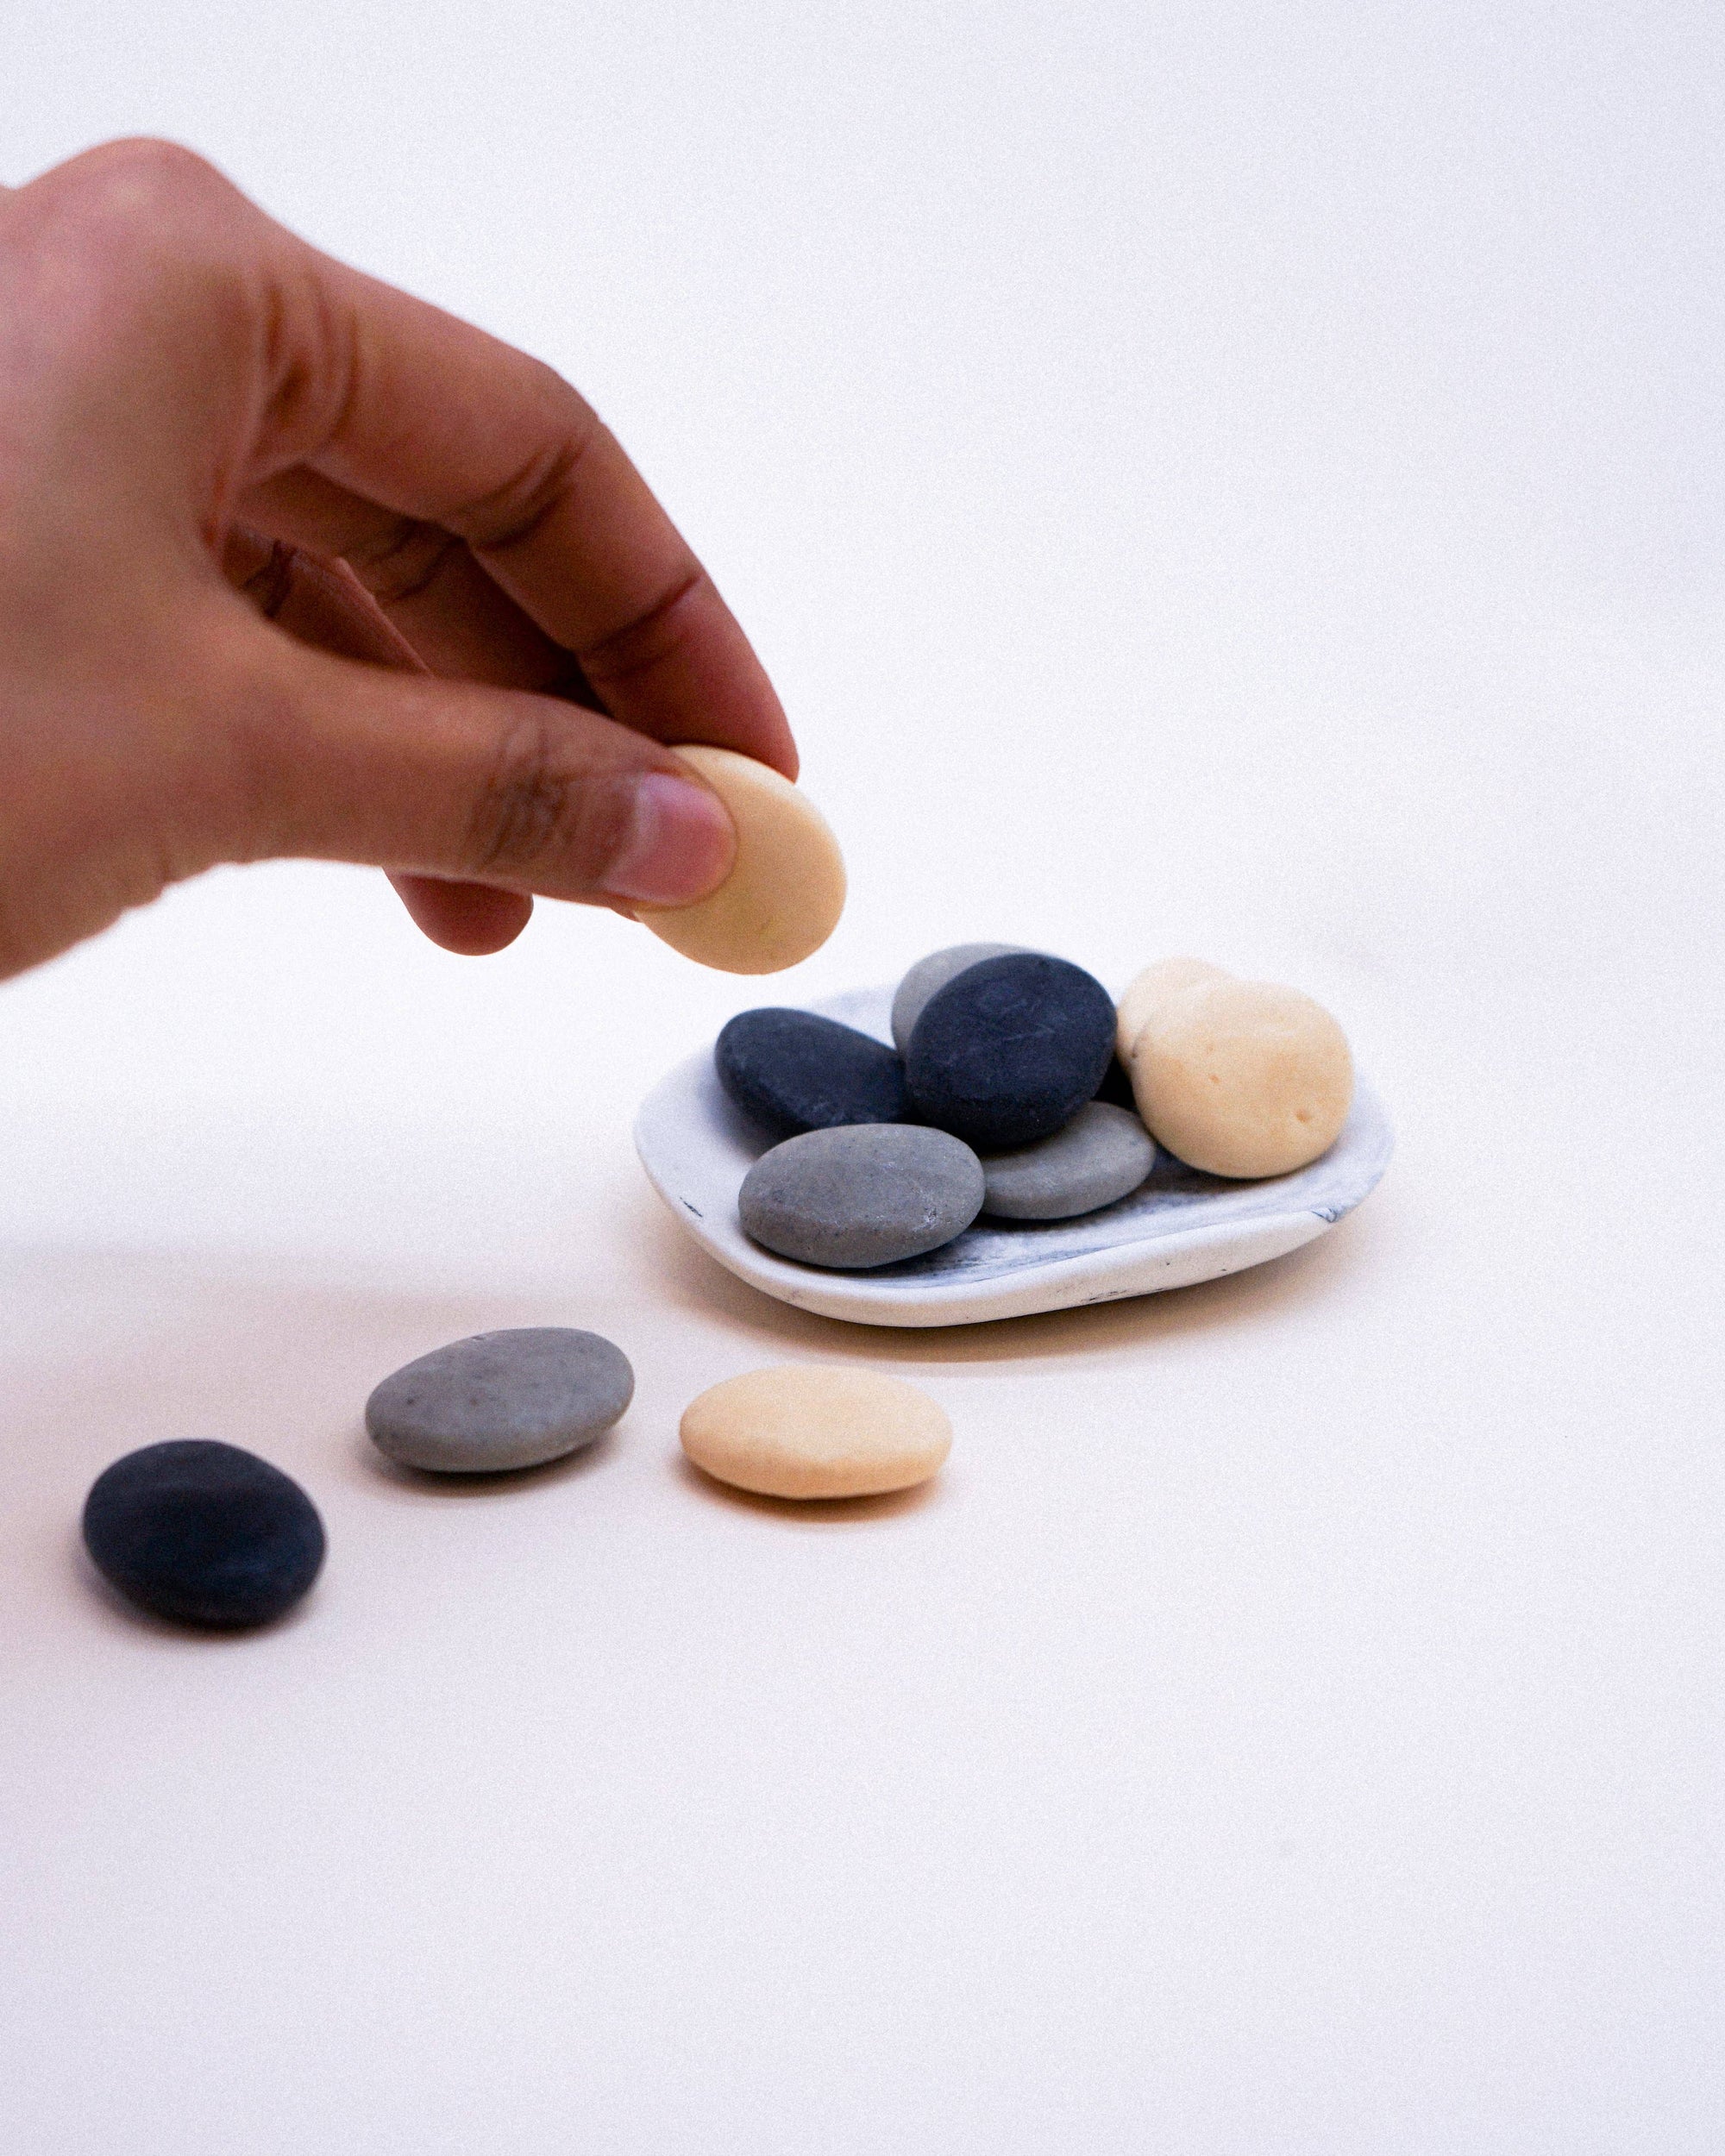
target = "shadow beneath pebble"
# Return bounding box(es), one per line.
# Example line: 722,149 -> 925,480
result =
71,1528 -> 327,1643
354,1422 -> 623,1501
674,1452 -> 944,1524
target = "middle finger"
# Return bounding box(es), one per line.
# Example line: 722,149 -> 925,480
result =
235,464 -> 602,705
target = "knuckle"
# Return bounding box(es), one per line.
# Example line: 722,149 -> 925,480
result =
34,137 -> 235,237
468,715 -> 568,873
465,714 -> 629,884
346,517 -> 465,607
454,403 -> 600,555
258,262 -> 361,459
6,140 -> 252,357
83,135 -> 223,190
577,570 -> 704,691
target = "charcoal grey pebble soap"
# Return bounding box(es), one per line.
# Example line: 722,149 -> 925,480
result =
739,1123 -> 985,1268
716,1007 -> 906,1138
367,1327 -> 634,1474
982,1100 -> 1157,1220
890,942 -> 1027,1055
906,952 -> 1117,1150
82,1439 -> 325,1630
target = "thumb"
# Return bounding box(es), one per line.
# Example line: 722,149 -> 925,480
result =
207,600 -> 737,910
223,527 -> 593,954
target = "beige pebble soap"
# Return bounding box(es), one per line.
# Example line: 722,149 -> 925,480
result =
1130,976 -> 1353,1179
680,1365 -> 950,1500
1114,956 -> 1232,1061
636,745 -> 845,975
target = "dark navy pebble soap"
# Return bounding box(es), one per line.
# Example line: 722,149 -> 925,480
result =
905,952 -> 1117,1150
82,1439 -> 326,1630
716,1007 -> 907,1139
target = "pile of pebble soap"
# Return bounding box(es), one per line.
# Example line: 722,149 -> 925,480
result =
720,944 -> 1355,1270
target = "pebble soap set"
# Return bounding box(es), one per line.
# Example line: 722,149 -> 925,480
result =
637,945 -> 1394,1327
82,1332 -> 950,1631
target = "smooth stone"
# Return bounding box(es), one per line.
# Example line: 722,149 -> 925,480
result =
716,1007 -> 906,1138
637,745 -> 846,975
82,1439 -> 325,1630
738,1122 -> 984,1269
906,952 -> 1116,1150
681,1364 -> 952,1499
889,941 -> 1027,1054
365,1326 -> 634,1473
1115,956 -> 1232,1061
982,1101 -> 1157,1220
1131,977 -> 1354,1178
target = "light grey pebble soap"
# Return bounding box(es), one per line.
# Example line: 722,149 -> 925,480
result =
982,1100 -> 1157,1220
740,1123 -> 985,1269
890,942 -> 1028,1054
366,1327 -> 634,1473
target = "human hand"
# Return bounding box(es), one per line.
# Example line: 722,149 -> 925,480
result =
0,138 -> 796,980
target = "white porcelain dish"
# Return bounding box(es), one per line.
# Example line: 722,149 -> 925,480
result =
634,986 -> 1393,1328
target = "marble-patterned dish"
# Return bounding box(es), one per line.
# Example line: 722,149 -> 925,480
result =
634,986 -> 1393,1329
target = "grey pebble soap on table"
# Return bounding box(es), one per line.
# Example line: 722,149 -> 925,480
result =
636,984 -> 1395,1328
366,1328 -> 636,1473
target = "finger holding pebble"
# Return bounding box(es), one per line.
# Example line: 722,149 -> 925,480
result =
633,744 -> 846,975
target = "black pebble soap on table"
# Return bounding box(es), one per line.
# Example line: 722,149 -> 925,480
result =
82,1439 -> 326,1630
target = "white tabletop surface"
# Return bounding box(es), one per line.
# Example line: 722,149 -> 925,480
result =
3,4 -> 1722,2150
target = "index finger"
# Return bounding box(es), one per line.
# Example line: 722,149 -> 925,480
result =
259,237 -> 797,779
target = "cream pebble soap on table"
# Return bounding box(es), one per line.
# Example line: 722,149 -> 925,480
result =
681,1365 -> 952,1500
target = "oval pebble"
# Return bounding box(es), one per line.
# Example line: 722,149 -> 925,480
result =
1115,956 -> 1231,1061
739,1122 -> 984,1269
716,1007 -> 906,1138
889,941 -> 1028,1054
681,1364 -> 952,1500
636,745 -> 846,975
1131,976 -> 1353,1178
366,1327 -> 634,1473
982,1100 -> 1157,1220
82,1439 -> 325,1630
906,952 -> 1116,1150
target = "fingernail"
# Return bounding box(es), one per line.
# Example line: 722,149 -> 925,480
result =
604,770 -> 737,906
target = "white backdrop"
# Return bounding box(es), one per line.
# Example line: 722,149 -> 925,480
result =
2,3 -> 1722,2149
